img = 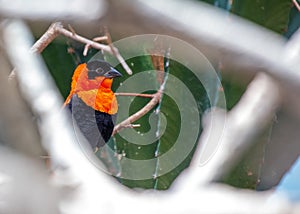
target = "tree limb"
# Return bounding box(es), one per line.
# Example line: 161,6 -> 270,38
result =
112,89 -> 162,135
9,22 -> 133,78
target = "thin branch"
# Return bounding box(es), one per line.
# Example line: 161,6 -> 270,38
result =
93,36 -> 109,42
57,23 -> 132,75
30,22 -> 61,53
104,27 -> 133,75
115,92 -> 155,98
113,89 -> 162,135
67,24 -> 76,36
112,47 -> 133,75
55,25 -> 112,53
9,22 -> 133,78
293,0 -> 300,12
104,26 -> 116,55
123,124 -> 141,128
83,43 -> 91,56
113,45 -> 169,134
8,22 -> 61,78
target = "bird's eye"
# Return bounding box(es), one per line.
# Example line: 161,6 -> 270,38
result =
96,67 -> 104,74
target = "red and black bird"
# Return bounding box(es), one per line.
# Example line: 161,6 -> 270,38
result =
64,60 -> 122,151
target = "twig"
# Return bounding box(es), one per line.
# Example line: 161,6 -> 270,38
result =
9,22 -> 61,78
124,124 -> 141,128
57,24 -> 132,75
83,44 -> 91,56
115,92 -> 155,98
104,26 -> 116,55
67,24 -> 76,36
111,47 -> 133,75
293,0 -> 300,11
9,22 -> 133,78
30,22 -> 61,53
93,36 -> 109,42
113,45 -> 169,135
104,27 -> 133,75
55,25 -> 112,53
113,89 -> 162,135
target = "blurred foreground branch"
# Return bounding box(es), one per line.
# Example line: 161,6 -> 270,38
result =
293,0 -> 300,12
2,19 -> 295,214
2,0 -> 300,212
0,30 -> 45,157
173,73 -> 281,191
210,73 -> 280,181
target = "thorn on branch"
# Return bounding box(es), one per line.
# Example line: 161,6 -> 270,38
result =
83,43 -> 91,56
68,24 -> 76,36
115,92 -> 155,98
93,36 -> 109,43
124,124 -> 141,128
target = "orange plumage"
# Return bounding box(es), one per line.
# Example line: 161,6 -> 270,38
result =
64,60 -> 122,150
64,63 -> 118,114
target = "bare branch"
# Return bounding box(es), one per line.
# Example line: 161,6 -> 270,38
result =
57,23 -> 133,75
104,27 -> 133,75
123,124 -> 141,128
115,92 -> 155,98
112,47 -> 133,75
9,22 -> 133,78
93,36 -> 109,42
83,43 -> 91,56
113,44 -> 169,135
30,22 -> 61,53
55,24 -> 112,53
67,24 -> 76,36
113,90 -> 162,135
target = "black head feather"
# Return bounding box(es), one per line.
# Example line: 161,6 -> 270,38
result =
87,60 -> 122,79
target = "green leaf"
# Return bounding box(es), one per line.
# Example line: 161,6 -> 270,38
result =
109,50 -> 216,189
231,0 -> 291,34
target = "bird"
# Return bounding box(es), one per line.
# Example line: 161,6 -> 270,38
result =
64,59 -> 122,152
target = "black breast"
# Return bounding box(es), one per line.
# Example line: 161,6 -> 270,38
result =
67,94 -> 114,150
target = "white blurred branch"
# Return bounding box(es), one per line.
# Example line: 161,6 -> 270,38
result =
0,0 -> 107,21
134,0 -> 300,88
203,73 -> 280,181
293,0 -> 300,12
173,73 -> 281,191
2,18 -> 295,214
2,0 -> 300,213
284,27 -> 300,65
0,31 -> 45,158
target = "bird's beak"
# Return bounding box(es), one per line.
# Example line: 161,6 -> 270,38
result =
104,68 -> 122,78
